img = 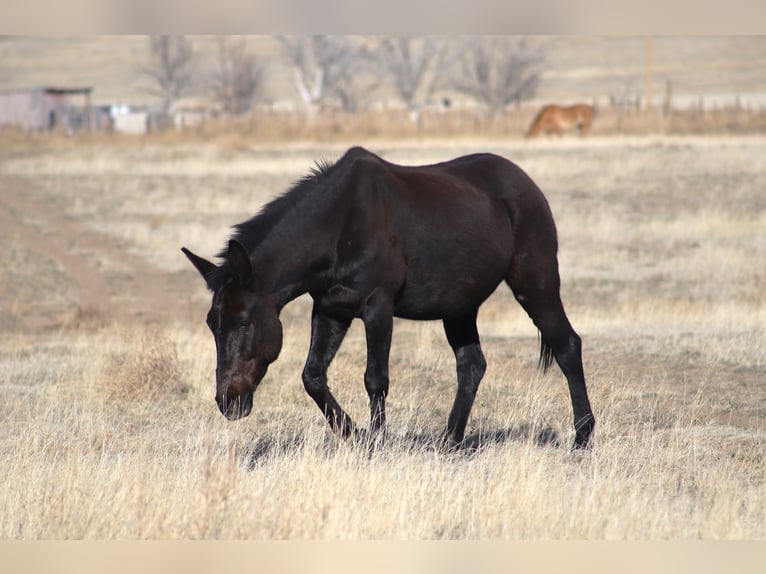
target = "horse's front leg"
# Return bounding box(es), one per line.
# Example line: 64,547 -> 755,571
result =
301,306 -> 355,438
361,290 -> 394,439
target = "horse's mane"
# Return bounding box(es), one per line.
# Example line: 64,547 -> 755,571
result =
222,157 -> 335,255
206,157 -> 336,289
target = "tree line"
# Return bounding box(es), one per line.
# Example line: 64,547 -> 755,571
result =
141,36 -> 545,123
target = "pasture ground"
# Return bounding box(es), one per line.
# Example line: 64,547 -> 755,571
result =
0,134 -> 764,538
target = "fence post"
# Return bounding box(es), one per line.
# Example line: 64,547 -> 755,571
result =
663,79 -> 673,117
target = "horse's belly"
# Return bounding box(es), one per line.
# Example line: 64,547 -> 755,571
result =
389,193 -> 513,319
393,252 -> 508,320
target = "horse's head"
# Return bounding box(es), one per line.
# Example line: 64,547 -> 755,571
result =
182,240 -> 283,420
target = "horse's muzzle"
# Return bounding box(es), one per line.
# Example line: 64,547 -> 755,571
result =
217,391 -> 253,420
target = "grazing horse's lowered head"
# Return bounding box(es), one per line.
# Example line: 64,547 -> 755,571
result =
183,239 -> 283,420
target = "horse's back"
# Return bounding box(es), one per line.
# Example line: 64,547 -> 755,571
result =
339,149 -> 554,249
335,150 -> 555,319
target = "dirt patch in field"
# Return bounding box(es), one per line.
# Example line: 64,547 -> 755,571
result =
0,172 -> 198,331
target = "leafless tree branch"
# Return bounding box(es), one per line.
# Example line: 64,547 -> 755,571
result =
210,36 -> 264,115
378,36 -> 447,122
448,36 -> 545,118
278,35 -> 375,114
278,36 -> 322,109
139,35 -> 196,115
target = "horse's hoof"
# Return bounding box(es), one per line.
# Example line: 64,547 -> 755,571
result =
572,435 -> 592,451
440,435 -> 462,453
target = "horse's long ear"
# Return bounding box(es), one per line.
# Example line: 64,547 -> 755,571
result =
227,239 -> 255,289
182,247 -> 218,289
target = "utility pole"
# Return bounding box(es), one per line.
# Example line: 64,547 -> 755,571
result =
646,36 -> 653,110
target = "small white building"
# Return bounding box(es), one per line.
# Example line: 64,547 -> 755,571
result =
109,105 -> 149,135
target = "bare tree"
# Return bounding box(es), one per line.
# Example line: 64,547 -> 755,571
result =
315,36 -> 375,113
448,36 -> 544,119
278,36 -> 322,114
278,35 -> 374,114
210,36 -> 264,115
140,35 -> 196,115
377,36 -> 447,124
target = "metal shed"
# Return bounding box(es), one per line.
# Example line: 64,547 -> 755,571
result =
0,86 -> 93,132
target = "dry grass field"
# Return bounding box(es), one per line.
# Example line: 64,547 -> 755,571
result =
0,133 -> 764,538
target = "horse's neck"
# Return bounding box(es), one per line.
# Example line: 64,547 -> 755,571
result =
251,213 -> 337,309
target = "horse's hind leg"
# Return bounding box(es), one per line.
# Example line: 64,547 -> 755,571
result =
442,310 -> 487,449
506,264 -> 595,449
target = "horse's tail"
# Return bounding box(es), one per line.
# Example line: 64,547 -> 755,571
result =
538,334 -> 556,374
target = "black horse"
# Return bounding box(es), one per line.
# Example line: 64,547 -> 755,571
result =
182,146 -> 594,449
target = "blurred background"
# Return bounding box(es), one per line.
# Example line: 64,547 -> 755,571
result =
1,35 -> 765,139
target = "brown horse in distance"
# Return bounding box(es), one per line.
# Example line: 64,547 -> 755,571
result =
525,103 -> 595,138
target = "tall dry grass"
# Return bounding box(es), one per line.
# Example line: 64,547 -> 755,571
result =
1,318 -> 764,538
0,135 -> 764,538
